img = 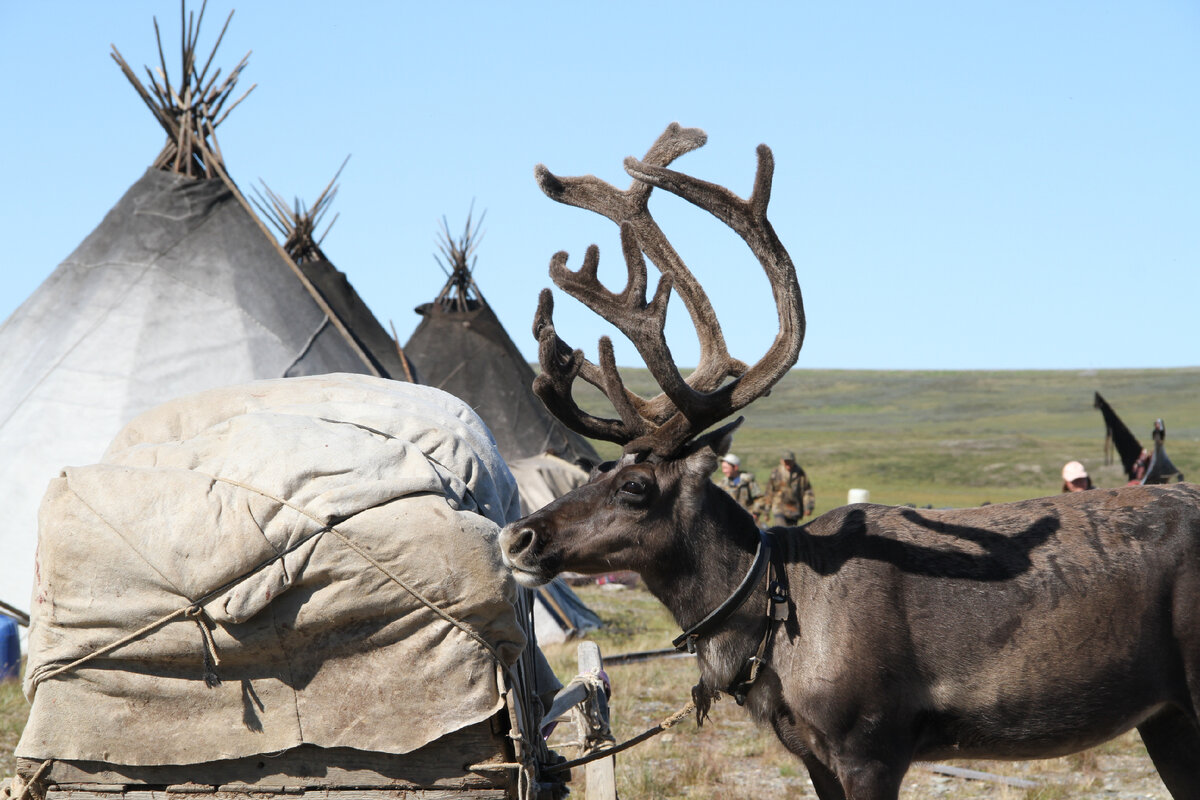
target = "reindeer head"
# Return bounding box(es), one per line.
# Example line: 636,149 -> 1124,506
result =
500,124 -> 805,589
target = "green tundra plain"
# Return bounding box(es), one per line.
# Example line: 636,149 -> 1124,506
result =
575,367 -> 1199,512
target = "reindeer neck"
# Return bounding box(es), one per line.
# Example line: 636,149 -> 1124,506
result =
640,485 -> 765,634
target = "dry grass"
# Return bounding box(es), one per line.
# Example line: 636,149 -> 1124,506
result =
0,677 -> 28,779
544,584 -> 1171,799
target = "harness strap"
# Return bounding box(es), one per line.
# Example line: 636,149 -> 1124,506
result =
672,528 -> 772,653
669,527 -> 791,707
728,556 -> 789,705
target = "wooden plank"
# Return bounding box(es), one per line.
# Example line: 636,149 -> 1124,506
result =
48,791 -> 508,800
602,648 -> 693,666
919,762 -> 1039,789
23,717 -> 512,791
577,643 -> 617,800
541,682 -> 590,729
585,757 -> 617,800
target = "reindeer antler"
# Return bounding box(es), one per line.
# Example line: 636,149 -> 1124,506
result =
532,124 -> 805,456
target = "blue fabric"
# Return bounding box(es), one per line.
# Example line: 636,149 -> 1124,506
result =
0,615 -> 19,681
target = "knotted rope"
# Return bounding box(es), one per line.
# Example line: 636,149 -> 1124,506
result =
540,699 -> 696,776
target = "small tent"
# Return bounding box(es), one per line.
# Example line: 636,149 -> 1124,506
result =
404,212 -> 600,469
0,8 -> 408,612
252,165 -> 417,383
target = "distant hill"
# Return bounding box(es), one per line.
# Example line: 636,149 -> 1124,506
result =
563,367 -> 1199,513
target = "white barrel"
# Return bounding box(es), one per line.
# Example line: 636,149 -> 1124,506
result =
847,488 -> 870,505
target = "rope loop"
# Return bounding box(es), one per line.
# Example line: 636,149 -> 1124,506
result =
541,699 -> 696,776
186,605 -> 222,687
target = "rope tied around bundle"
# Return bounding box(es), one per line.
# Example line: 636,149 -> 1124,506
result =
184,605 -> 222,687
30,470 -> 503,690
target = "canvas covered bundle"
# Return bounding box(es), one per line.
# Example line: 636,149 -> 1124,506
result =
17,374 -> 531,766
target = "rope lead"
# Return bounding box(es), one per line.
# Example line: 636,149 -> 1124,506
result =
541,699 -> 696,777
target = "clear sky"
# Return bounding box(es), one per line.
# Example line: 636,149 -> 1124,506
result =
2,2 -> 1197,371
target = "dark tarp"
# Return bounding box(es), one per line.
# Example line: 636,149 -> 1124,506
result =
534,579 -> 603,644
298,257 -> 413,381
0,168 -> 406,609
1092,393 -> 1184,485
1093,392 -> 1143,479
405,298 -> 599,467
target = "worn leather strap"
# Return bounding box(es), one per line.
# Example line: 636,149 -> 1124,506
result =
672,528 -> 773,653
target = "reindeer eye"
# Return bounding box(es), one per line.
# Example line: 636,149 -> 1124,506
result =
620,478 -> 647,496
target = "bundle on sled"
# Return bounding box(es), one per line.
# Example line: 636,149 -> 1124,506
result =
12,374 -> 563,800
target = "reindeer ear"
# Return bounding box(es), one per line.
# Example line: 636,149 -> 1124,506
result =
694,417 -> 744,457
708,417 -> 744,458
686,419 -> 739,462
680,417 -> 745,477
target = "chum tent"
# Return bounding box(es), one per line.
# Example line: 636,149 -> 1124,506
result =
404,212 -> 600,469
532,580 -> 603,645
252,164 -> 417,383
0,8 -> 408,614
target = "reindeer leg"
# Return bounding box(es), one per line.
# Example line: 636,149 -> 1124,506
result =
1137,706 -> 1200,799
799,752 -> 847,800
836,760 -> 905,800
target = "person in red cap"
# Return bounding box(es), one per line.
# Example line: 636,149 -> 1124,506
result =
1061,461 -> 1094,492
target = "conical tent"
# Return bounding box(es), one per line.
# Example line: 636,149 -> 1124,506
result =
404,212 -> 600,468
0,8 -> 406,612
1094,392 -> 1144,480
253,165 -> 417,382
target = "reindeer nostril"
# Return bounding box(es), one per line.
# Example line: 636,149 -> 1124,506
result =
509,527 -> 535,556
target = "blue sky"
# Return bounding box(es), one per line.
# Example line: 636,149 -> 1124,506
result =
2,2 -> 1197,370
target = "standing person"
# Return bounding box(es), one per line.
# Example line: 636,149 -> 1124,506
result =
759,450 -> 815,526
1061,461 -> 1094,492
717,453 -> 760,520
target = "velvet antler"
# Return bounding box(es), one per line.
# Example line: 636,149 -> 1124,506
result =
532,124 -> 805,457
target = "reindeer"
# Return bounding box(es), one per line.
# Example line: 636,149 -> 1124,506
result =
500,124 -> 1200,799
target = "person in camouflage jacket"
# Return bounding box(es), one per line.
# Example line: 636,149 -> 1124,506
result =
757,450 -> 815,526
717,453 -> 760,520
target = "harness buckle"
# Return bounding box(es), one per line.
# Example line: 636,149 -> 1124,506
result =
768,581 -> 789,622
732,656 -> 766,706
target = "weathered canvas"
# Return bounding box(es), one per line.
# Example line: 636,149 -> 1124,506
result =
18,374 -> 531,765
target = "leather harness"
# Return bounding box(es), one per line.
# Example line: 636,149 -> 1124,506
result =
671,528 -> 790,705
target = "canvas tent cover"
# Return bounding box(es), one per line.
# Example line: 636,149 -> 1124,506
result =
508,453 -> 590,517
298,256 -> 412,380
17,374 -> 534,766
0,168 -> 404,612
406,302 -> 598,467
